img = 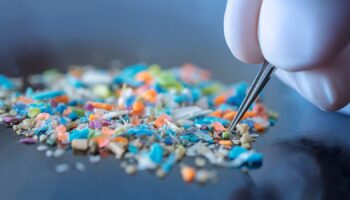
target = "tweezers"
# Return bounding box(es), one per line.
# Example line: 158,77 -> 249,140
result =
227,60 -> 276,133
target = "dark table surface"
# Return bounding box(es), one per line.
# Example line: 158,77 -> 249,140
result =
1,1 -> 350,199
1,77 -> 350,200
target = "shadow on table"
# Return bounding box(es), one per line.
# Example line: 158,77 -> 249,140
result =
230,137 -> 350,200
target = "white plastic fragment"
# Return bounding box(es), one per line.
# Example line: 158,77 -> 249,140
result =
75,162 -> 86,171
46,150 -> 53,157
36,145 -> 48,151
55,163 -> 69,173
53,149 -> 65,158
89,155 -> 101,164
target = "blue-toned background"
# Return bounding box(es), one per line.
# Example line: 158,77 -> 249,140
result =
1,1 -> 350,200
0,0 -> 256,80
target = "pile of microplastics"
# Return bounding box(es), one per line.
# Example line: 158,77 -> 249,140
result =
0,63 -> 277,184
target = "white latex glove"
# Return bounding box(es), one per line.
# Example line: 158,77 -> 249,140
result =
224,0 -> 350,112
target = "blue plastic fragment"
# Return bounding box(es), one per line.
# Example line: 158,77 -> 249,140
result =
126,126 -> 154,136
13,103 -> 27,116
113,64 -> 147,87
58,117 -> 68,125
161,153 -> 176,173
128,144 -> 139,154
69,128 -> 89,141
25,87 -> 34,97
240,119 -> 254,128
193,131 -> 214,144
154,83 -> 165,93
34,120 -> 52,135
245,152 -> 263,168
55,103 -> 67,114
79,116 -> 88,123
114,77 -> 143,87
125,96 -> 136,108
0,75 -> 14,89
68,76 -> 86,88
163,136 -> 173,145
234,82 -> 248,97
228,146 -> 247,160
174,94 -> 191,104
67,112 -> 78,121
32,90 -> 65,100
149,143 -> 163,164
194,116 -> 229,127
179,134 -> 199,143
190,88 -> 201,102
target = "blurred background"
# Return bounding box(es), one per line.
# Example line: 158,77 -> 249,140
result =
0,0 -> 257,82
3,2 -> 350,199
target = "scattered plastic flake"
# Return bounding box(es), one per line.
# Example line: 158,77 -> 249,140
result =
75,162 -> 86,171
55,163 -> 69,173
53,149 -> 65,158
89,155 -> 101,164
36,145 -> 48,151
0,62 -> 277,184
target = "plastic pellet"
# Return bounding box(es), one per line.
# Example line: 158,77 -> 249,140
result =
107,142 -> 126,159
156,168 -> 166,178
132,100 -> 144,114
39,134 -> 47,143
71,139 -> 89,151
236,123 -> 249,134
1,63 -> 277,184
75,162 -> 86,171
219,140 -> 233,147
89,155 -> 101,164
125,164 -> 137,175
195,169 -> 210,184
53,149 -> 65,157
195,157 -> 206,168
55,163 -> 69,173
46,150 -> 53,157
181,165 -> 196,183
36,145 -> 48,151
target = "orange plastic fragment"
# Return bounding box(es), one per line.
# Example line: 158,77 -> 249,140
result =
112,136 -> 129,145
17,96 -> 33,104
89,114 -> 96,121
136,71 -> 153,85
36,113 -> 50,121
211,122 -> 226,132
242,111 -> 257,119
219,140 -> 232,147
63,107 -> 72,116
154,114 -> 171,128
132,100 -> 144,114
69,68 -> 83,78
181,166 -> 196,183
254,123 -> 265,132
208,110 -> 222,118
222,111 -> 237,121
91,136 -> 110,148
56,125 -> 68,142
143,89 -> 157,103
101,126 -> 115,136
88,101 -> 114,111
52,95 -> 69,103
214,94 -> 227,106
131,115 -> 140,126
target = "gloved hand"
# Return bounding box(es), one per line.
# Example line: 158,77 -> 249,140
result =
224,0 -> 350,112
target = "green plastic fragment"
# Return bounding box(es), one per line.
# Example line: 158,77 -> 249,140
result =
201,83 -> 221,95
28,107 -> 41,118
156,72 -> 182,91
221,131 -> 232,140
71,108 -> 85,117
